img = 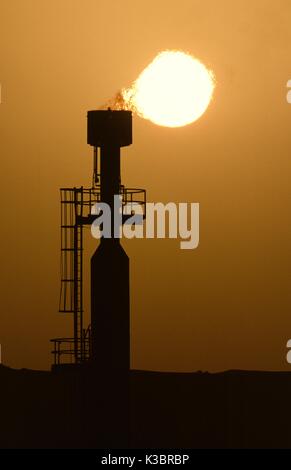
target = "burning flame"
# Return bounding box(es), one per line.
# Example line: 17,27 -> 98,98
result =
107,50 -> 215,128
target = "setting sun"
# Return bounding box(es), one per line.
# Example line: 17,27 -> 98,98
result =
121,50 -> 215,127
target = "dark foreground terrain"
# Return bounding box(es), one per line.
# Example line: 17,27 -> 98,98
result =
0,364 -> 290,448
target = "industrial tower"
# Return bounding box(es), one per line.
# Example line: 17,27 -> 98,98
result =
51,110 -> 146,371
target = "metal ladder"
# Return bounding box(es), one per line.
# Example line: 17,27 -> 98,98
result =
59,188 -> 84,363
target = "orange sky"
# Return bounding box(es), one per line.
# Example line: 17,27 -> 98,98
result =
1,0 -> 291,372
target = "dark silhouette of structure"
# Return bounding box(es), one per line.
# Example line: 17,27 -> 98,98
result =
51,110 -> 145,367
88,110 -> 138,447
50,110 -> 146,447
88,110 -> 131,374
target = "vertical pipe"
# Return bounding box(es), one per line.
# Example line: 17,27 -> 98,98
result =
73,224 -> 79,363
100,144 -> 120,237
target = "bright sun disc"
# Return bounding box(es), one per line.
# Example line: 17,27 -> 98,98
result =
122,50 -> 215,128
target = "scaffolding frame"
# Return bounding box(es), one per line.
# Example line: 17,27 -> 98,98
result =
51,184 -> 146,366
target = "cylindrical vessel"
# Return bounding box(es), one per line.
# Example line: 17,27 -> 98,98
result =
87,110 -> 132,147
91,240 -> 130,372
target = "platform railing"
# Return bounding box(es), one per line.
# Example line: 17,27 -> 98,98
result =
50,327 -> 91,366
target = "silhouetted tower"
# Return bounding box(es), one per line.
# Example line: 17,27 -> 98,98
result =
88,110 -> 131,373
51,110 -> 146,447
51,110 -> 146,370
